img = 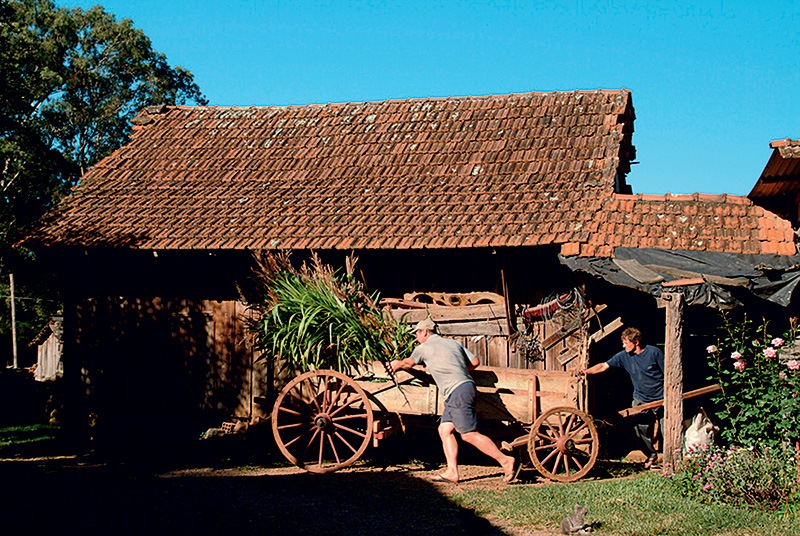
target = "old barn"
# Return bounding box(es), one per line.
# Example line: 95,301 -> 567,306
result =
26,90 -> 800,457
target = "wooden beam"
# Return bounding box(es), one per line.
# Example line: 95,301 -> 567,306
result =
662,277 -> 704,287
589,316 -> 623,344
662,292 -> 684,469
540,304 -> 608,350
388,303 -> 507,323
617,384 -> 721,417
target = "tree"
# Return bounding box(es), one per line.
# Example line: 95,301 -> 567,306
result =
0,0 -> 207,361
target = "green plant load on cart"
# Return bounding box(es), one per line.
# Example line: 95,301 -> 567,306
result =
248,253 -> 414,375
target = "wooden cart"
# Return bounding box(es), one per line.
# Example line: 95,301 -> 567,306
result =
270,362 -> 599,482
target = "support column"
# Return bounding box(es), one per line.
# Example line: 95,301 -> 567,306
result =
660,292 -> 684,470
10,273 -> 18,369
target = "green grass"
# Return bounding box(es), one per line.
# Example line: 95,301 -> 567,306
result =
0,424 -> 63,458
451,472 -> 800,536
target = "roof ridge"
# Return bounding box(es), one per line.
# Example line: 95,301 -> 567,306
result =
770,138 -> 799,148
613,192 -> 752,205
148,88 -> 632,113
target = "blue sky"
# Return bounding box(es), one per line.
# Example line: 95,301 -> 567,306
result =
61,0 -> 798,196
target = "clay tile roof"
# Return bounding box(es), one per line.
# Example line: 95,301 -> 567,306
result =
748,138 -> 800,225
563,192 -> 796,257
29,90 -> 637,251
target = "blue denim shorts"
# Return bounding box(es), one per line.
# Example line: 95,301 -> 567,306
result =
441,382 -> 478,434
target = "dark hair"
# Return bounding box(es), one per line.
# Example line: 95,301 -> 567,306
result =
621,327 -> 642,344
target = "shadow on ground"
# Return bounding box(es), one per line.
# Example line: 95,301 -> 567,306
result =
0,457 -> 511,536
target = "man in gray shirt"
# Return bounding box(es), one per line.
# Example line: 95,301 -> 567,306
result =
391,318 -> 516,483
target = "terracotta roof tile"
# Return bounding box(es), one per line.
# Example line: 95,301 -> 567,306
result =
28,91 -> 795,259
748,139 -> 800,224
572,193 -> 796,257
30,90 -> 636,251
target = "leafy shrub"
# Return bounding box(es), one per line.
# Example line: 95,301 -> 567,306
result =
247,253 -> 414,375
671,444 -> 798,511
669,313 -> 800,512
705,312 -> 800,449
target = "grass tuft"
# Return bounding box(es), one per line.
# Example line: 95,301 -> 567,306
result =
0,424 -> 63,457
451,472 -> 800,535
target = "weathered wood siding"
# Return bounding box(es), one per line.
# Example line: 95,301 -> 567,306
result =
62,297 -> 265,449
388,299 -> 594,373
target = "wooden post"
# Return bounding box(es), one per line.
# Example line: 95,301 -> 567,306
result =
9,273 -> 18,369
660,292 -> 684,470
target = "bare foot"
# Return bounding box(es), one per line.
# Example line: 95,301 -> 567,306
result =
501,455 -> 516,483
437,468 -> 459,483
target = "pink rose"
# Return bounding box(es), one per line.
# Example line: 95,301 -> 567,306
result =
730,351 -> 742,360
772,337 -> 785,347
787,359 -> 800,371
706,345 -> 718,354
763,347 -> 778,359
733,360 -> 746,371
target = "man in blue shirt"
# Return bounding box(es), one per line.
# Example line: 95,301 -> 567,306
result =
390,318 -> 516,484
581,327 -> 664,469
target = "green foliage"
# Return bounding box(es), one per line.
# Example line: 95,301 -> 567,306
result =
247,253 -> 414,375
670,444 -> 799,512
0,423 -> 62,457
705,312 -> 800,448
0,0 -> 206,346
455,471 -> 800,535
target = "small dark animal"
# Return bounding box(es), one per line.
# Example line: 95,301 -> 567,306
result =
561,504 -> 592,534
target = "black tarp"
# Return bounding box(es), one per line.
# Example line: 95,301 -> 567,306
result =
560,248 -> 800,309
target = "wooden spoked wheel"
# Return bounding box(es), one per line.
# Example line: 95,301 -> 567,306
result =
271,369 -> 374,473
527,406 -> 599,482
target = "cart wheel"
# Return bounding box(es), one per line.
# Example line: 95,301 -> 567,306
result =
527,406 -> 599,482
271,369 -> 374,473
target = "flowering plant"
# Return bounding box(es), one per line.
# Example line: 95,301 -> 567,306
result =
673,444 -> 798,511
706,313 -> 800,449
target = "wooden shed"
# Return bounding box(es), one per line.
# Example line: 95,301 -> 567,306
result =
749,138 -> 800,226
26,91 -> 800,455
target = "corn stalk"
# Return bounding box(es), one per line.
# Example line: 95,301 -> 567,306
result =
247,252 -> 414,378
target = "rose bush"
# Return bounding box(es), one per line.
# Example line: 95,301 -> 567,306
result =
669,313 -> 800,512
705,313 -> 800,449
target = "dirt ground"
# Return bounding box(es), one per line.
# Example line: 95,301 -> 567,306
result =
0,429 -> 650,536
0,454 -> 590,535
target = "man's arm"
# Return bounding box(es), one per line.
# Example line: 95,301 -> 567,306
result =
467,355 -> 479,371
581,362 -> 610,375
390,357 -> 417,373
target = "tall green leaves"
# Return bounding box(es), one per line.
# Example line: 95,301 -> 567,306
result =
248,253 -> 414,375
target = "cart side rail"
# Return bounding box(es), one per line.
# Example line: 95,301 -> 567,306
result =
353,361 -> 582,424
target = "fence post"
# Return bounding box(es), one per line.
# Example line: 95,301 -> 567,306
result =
10,273 -> 18,369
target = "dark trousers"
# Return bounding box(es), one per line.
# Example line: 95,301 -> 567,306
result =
632,398 -> 663,457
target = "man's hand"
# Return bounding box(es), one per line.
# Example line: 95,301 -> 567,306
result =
391,358 -> 415,373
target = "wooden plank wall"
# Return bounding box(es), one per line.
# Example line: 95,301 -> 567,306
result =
66,297 -> 266,448
201,300 -> 268,420
388,298 -> 593,373
388,303 -> 515,368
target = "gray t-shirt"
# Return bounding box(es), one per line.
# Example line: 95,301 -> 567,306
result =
411,334 -> 475,401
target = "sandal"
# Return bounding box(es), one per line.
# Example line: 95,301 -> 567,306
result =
644,454 -> 658,469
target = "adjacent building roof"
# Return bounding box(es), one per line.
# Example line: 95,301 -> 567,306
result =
748,138 -> 800,226
567,192 -> 796,257
28,90 -> 796,259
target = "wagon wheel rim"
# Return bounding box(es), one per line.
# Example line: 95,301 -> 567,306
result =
527,406 -> 599,482
271,369 -> 374,473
